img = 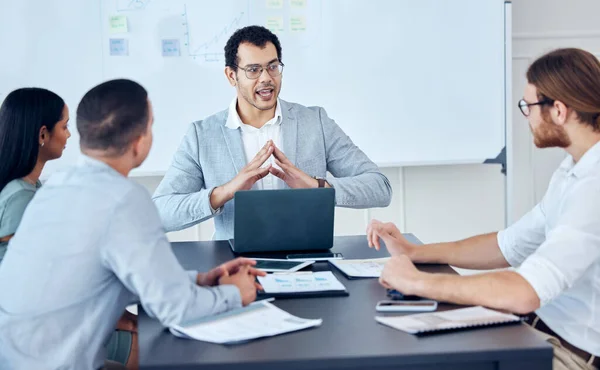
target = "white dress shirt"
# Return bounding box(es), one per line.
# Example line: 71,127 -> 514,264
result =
225,98 -> 285,190
498,141 -> 600,356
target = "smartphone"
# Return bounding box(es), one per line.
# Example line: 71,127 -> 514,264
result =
286,252 -> 343,261
386,289 -> 421,301
375,300 -> 438,312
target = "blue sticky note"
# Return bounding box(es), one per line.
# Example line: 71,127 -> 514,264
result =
109,38 -> 129,56
162,39 -> 181,57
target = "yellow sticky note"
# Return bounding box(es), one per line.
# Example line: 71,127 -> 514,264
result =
266,17 -> 284,33
266,0 -> 283,9
290,0 -> 307,8
109,15 -> 128,34
290,16 -> 306,32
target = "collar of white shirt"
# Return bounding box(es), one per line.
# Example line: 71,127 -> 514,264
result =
225,98 -> 283,131
559,140 -> 600,178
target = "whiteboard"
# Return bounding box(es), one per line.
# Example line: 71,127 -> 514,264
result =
0,0 -> 507,176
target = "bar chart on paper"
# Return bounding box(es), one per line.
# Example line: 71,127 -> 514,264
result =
258,272 -> 346,293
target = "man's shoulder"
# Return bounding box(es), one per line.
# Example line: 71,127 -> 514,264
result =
190,108 -> 229,133
281,100 -> 324,118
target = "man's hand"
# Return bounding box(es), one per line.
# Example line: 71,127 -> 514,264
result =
197,257 -> 266,287
210,141 -> 275,209
219,266 -> 262,306
379,255 -> 424,295
269,145 -> 321,189
367,219 -> 416,257
116,310 -> 138,333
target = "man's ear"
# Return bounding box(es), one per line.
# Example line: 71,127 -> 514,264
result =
552,100 -> 569,126
225,67 -> 237,87
130,135 -> 143,158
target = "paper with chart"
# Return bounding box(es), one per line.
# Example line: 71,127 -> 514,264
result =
329,258 -> 390,278
376,306 -> 521,335
258,271 -> 346,293
170,301 -> 322,344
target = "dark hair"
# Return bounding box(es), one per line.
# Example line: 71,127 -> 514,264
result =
0,88 -> 65,191
224,25 -> 282,69
77,79 -> 149,155
527,48 -> 600,131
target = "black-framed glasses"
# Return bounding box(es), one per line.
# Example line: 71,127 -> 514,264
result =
234,62 -> 284,79
518,98 -> 553,117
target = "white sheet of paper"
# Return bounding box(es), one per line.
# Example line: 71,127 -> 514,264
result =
329,258 -> 390,277
376,306 -> 521,334
258,271 -> 346,293
170,301 -> 322,344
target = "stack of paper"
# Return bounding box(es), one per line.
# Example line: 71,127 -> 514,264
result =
376,306 -> 522,335
170,301 -> 322,344
329,258 -> 390,278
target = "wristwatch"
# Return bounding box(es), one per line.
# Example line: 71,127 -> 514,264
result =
314,176 -> 326,188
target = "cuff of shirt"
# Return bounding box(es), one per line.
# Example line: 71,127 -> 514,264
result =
216,284 -> 243,310
187,270 -> 199,284
516,255 -> 568,307
497,229 -> 520,267
207,187 -> 224,215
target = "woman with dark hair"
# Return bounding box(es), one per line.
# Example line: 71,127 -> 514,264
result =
0,87 -> 136,369
0,87 -> 71,260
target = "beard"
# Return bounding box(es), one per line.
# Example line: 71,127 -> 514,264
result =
530,117 -> 571,148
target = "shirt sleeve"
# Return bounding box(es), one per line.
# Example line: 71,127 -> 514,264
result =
152,123 -> 223,233
101,185 -> 241,327
317,107 -> 392,208
0,190 -> 35,238
497,201 -> 547,267
515,179 -> 600,306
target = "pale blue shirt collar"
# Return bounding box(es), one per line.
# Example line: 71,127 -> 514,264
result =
225,98 -> 282,130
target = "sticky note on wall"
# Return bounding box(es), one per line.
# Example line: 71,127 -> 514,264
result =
290,0 -> 307,8
162,39 -> 181,57
109,38 -> 129,56
266,17 -> 284,33
290,16 -> 306,32
109,15 -> 128,34
266,0 -> 283,9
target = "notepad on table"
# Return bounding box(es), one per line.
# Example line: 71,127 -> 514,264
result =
257,271 -> 348,298
329,257 -> 390,278
170,300 -> 322,344
376,306 -> 522,336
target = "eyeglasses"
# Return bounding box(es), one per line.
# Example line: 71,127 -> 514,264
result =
234,62 -> 284,80
518,98 -> 553,117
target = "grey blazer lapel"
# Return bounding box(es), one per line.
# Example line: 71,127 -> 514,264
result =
281,100 -> 298,166
221,125 -> 246,173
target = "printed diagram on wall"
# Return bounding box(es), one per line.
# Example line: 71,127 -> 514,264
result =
105,0 -> 320,62
181,2 -> 249,62
117,0 -> 151,11
105,0 -> 250,63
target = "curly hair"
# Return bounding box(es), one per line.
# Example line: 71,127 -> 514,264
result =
224,25 -> 282,69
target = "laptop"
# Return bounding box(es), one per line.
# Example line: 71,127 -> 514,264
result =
229,188 -> 335,254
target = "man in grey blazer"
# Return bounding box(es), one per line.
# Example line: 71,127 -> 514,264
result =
153,26 -> 392,240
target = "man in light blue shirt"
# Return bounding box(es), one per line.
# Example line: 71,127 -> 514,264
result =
0,79 -> 263,370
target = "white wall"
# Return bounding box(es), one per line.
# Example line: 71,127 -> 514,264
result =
134,0 -> 596,246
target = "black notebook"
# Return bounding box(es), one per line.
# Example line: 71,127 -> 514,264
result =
376,306 -> 523,336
